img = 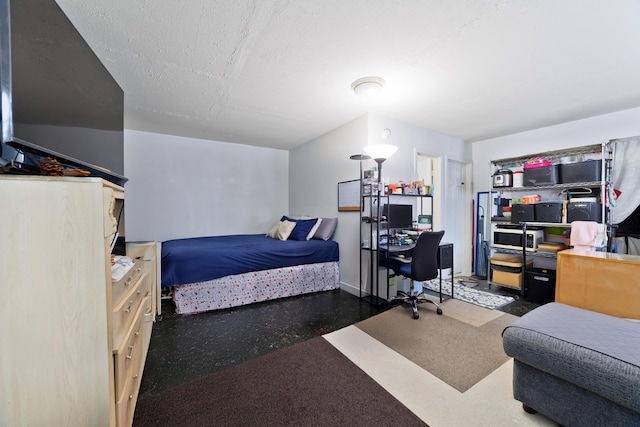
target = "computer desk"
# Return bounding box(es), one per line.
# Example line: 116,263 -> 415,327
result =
379,242 -> 454,302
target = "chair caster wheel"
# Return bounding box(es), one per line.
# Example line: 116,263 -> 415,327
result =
436,308 -> 443,315
412,311 -> 420,319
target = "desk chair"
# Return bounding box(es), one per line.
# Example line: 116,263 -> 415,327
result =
392,230 -> 444,319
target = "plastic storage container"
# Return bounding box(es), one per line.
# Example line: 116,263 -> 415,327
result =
560,160 -> 602,184
567,202 -> 602,223
523,164 -> 560,186
513,170 -> 524,187
511,204 -> 535,223
534,201 -> 563,223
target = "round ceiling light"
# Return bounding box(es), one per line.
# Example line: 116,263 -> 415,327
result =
351,76 -> 385,100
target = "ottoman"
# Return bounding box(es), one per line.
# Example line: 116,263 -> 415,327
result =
502,302 -> 640,426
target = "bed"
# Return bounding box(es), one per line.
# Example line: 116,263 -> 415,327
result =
161,230 -> 340,314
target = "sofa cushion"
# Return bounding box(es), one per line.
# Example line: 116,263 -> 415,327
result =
503,302 -> 640,413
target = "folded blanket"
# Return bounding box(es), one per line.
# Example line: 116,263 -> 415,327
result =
570,221 -> 598,250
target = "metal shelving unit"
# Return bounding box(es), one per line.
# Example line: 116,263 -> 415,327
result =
359,183 -> 433,304
487,141 -> 615,294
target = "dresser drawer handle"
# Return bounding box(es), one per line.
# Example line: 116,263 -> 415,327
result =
124,301 -> 134,313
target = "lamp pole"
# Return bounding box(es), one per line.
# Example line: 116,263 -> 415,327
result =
350,154 -> 370,299
374,158 -> 384,302
363,144 -> 397,305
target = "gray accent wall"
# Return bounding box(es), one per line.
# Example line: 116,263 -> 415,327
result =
124,129 -> 288,242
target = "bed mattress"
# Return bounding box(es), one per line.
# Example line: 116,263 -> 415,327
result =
161,234 -> 339,287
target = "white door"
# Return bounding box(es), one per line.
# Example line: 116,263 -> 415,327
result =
417,154 -> 472,277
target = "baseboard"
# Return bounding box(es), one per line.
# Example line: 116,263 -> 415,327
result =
339,281 -> 360,297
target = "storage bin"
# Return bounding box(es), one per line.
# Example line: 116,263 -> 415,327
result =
511,204 -> 535,223
491,268 -> 522,289
523,164 -> 560,186
490,254 -> 533,289
490,254 -> 534,289
534,201 -> 563,223
524,268 -> 556,304
567,201 -> 602,223
560,160 -> 602,184
513,170 -> 524,187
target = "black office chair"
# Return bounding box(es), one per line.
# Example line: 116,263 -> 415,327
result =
391,230 -> 445,319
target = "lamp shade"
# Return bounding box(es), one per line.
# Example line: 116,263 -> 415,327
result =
363,144 -> 398,162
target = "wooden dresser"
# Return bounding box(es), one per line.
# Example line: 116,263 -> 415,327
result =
0,176 -> 156,426
556,248 -> 640,319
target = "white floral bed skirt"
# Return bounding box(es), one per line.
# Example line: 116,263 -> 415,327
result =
172,261 -> 340,314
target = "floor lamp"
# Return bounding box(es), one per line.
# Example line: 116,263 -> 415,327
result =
350,154 -> 371,299
362,144 -> 398,302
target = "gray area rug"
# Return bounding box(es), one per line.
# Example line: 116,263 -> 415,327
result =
422,278 -> 514,309
355,304 -> 517,392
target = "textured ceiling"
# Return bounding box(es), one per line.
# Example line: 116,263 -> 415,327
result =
54,0 -> 640,150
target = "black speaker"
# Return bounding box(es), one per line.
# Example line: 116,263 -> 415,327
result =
567,202 -> 602,223
438,243 -> 453,269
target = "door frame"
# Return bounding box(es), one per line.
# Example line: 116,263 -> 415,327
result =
415,150 -> 473,277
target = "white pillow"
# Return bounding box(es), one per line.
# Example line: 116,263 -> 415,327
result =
306,218 -> 322,240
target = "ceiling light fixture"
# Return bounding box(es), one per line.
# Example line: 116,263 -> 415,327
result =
351,76 -> 385,100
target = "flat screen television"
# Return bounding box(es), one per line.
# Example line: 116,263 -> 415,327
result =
0,0 -> 127,185
382,203 -> 413,231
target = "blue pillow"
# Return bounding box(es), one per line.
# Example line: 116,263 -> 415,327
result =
281,216 -> 318,241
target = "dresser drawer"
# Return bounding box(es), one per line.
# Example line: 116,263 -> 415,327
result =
113,271 -> 149,351
112,259 -> 146,306
114,295 -> 150,407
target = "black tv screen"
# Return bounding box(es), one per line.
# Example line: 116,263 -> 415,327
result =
383,204 -> 413,230
0,0 -> 126,185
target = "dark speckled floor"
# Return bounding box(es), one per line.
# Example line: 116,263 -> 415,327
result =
139,289 -> 387,396
473,277 -> 542,317
139,279 -> 539,397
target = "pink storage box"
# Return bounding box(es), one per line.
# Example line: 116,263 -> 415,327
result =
523,157 -> 552,169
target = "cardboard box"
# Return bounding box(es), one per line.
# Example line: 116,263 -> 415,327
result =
492,269 -> 522,289
490,255 -> 533,289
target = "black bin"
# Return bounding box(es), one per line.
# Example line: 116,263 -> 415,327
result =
511,204 -> 535,223
567,202 -> 602,223
560,160 -> 602,184
534,202 -> 563,223
523,165 -> 560,186
524,268 -> 556,304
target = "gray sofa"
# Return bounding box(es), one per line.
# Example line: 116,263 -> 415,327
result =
502,302 -> 640,426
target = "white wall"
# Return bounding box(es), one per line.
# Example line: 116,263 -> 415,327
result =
124,129 -> 289,242
472,106 -> 640,194
289,114 -> 470,296
14,123 -> 124,174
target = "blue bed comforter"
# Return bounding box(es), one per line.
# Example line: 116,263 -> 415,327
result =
161,234 -> 339,287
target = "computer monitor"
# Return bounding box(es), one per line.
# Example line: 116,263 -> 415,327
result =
382,204 -> 413,231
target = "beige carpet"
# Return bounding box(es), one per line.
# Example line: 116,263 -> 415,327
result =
354,299 -> 517,392
325,298 -> 557,426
